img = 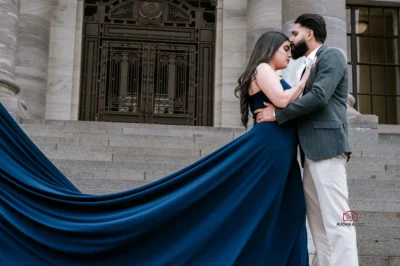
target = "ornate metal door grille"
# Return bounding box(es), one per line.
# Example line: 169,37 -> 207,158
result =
80,0 -> 216,126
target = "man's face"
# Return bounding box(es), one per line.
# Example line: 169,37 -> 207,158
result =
290,23 -> 310,60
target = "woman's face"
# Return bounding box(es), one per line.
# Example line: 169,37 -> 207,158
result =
271,40 -> 292,70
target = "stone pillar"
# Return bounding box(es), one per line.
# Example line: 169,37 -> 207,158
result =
219,0 -> 248,127
247,0 -> 282,59
15,0 -> 51,119
213,0 -> 223,126
281,0 -> 360,120
0,0 -> 24,119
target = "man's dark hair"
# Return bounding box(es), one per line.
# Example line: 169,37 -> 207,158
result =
295,13 -> 327,43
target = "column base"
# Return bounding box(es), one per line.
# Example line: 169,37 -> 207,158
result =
0,77 -> 28,122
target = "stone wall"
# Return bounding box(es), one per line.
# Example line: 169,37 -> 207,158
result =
45,0 -> 80,120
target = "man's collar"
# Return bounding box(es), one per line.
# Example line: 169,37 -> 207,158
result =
307,45 -> 323,60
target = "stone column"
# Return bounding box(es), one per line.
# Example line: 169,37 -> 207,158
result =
213,0 -> 223,127
0,0 -> 24,119
219,0 -> 248,127
247,0 -> 282,59
15,0 -> 51,119
281,0 -> 360,120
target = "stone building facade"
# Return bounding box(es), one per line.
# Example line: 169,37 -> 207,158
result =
0,0 -> 399,127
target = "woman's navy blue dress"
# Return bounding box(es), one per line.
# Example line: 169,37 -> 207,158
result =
0,79 -> 309,265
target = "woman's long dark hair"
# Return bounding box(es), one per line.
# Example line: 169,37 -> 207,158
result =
234,31 -> 289,129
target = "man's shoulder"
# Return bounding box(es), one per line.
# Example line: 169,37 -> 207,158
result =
318,46 -> 346,65
320,46 -> 345,58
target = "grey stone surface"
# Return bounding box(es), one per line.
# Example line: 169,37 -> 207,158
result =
347,171 -> 400,180
43,150 -> 113,162
15,0 -> 51,119
387,165 -> 400,172
356,225 -> 400,240
31,136 -> 109,146
357,239 -> 400,256
350,189 -> 400,200
0,0 -> 24,118
355,211 -> 400,226
53,144 -> 201,157
246,0 -> 282,58
390,257 -> 400,266
348,179 -> 400,190
0,0 -> 20,81
349,128 -> 379,145
349,156 -> 400,165
359,256 -> 389,266
54,160 -> 186,173
59,168 -> 145,181
346,163 -> 386,173
219,0 -> 247,127
282,0 -> 346,22
349,114 -> 379,129
45,0 -> 79,120
350,199 -> 400,212
70,177 -> 148,192
112,154 -> 199,165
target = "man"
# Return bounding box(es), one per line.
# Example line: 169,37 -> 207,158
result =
254,14 -> 359,266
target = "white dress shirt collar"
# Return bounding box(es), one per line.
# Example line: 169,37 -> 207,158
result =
305,45 -> 322,65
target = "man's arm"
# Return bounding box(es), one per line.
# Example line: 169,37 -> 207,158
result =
275,48 -> 346,125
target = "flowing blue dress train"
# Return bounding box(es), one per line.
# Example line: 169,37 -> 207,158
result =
0,79 -> 309,265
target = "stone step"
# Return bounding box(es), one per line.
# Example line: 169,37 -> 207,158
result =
30,136 -> 230,150
60,168 -> 172,181
307,233 -> 400,258
351,199 -> 400,213
348,156 -> 400,165
347,171 -> 400,180
360,148 -> 400,158
359,256 -> 400,266
387,164 -> 400,172
310,239 -> 400,259
70,178 -> 148,193
357,239 -> 400,257
348,179 -> 400,190
308,237 -> 400,258
356,225 -> 400,240
379,133 -> 400,144
37,143 -> 202,157
20,123 -> 245,139
379,138 -> 400,145
20,119 -> 245,134
42,150 -> 201,164
54,160 -> 187,174
346,163 -> 387,172
350,189 -> 400,200
311,253 -> 400,265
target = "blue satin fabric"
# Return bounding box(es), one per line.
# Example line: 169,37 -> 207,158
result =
0,80 -> 309,265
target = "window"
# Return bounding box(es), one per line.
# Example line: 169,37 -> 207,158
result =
347,5 -> 400,124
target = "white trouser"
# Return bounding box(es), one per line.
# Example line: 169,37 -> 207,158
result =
303,154 -> 359,266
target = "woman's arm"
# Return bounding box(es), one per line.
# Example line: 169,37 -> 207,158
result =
255,63 -> 309,108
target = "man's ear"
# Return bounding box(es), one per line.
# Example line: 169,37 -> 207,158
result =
307,30 -> 314,41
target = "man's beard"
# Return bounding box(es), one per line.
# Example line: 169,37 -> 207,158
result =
291,40 -> 308,60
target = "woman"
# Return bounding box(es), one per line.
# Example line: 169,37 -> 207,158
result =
0,31 -> 310,265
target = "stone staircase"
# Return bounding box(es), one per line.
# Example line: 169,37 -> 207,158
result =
18,118 -> 400,266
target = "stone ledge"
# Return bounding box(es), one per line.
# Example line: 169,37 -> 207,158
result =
379,124 -> 400,135
348,114 -> 378,129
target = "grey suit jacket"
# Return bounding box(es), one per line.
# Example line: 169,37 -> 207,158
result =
275,45 -> 351,163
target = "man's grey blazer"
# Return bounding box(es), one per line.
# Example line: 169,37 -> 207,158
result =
275,45 -> 351,163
